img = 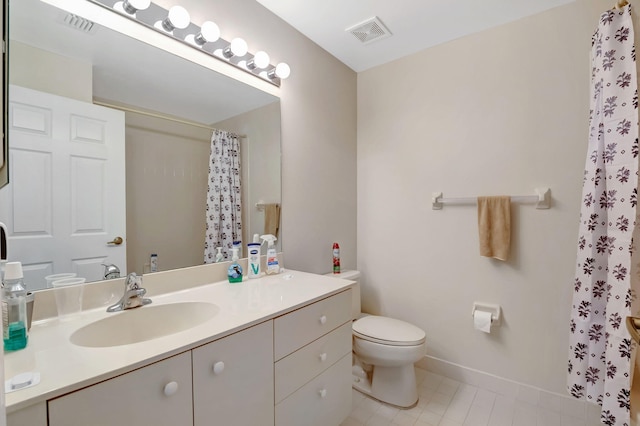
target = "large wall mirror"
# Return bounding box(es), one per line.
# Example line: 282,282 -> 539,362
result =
0,0 -> 282,291
0,0 -> 7,190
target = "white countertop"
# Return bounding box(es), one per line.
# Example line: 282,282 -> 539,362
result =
4,270 -> 355,412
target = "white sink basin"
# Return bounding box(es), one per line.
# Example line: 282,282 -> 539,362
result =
70,302 -> 219,348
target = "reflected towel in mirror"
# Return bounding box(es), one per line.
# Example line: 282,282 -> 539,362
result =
264,203 -> 280,238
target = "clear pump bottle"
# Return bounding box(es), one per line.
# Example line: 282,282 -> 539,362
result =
2,261 -> 28,351
215,247 -> 224,263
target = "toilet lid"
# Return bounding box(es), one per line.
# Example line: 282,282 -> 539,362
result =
352,315 -> 426,346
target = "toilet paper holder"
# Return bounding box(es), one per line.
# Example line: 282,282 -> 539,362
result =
472,302 -> 501,326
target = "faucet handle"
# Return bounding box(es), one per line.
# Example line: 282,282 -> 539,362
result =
125,272 -> 142,290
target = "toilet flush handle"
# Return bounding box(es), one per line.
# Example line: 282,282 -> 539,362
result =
319,315 -> 327,325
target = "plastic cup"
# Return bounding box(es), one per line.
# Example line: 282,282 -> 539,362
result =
45,273 -> 77,289
26,292 -> 34,330
51,277 -> 85,318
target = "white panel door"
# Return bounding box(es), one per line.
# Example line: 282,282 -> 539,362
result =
0,85 -> 126,289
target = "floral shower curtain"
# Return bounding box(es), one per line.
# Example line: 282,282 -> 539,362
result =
567,5 -> 639,426
204,130 -> 242,262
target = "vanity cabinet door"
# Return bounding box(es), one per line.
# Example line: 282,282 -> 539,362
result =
48,352 -> 193,426
193,320 -> 274,426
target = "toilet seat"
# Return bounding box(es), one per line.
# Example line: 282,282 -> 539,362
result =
353,315 -> 425,347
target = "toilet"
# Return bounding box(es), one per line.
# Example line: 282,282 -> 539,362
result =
327,270 -> 426,408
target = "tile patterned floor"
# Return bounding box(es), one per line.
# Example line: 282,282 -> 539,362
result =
340,368 -> 603,426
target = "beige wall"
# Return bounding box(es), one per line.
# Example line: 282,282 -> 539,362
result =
156,0 -> 358,274
215,102 -> 282,253
9,41 -> 92,102
125,112 -> 210,274
358,0 -> 634,395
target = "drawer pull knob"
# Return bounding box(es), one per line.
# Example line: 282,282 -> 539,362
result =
319,315 -> 327,325
319,353 -> 327,362
318,389 -> 327,399
213,361 -> 225,375
164,381 -> 178,396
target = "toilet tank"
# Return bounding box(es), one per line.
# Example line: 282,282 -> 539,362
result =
325,270 -> 361,320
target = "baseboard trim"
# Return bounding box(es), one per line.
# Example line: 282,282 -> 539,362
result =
415,355 -> 594,420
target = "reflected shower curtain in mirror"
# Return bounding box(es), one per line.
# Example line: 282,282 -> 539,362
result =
204,130 -> 242,262
567,5 -> 639,425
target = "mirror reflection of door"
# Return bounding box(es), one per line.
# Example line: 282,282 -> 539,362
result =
0,85 -> 126,289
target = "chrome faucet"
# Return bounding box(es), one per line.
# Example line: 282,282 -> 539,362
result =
107,272 -> 152,312
102,263 -> 121,280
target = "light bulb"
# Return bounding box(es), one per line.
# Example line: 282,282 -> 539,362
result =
193,21 -> 220,45
274,62 -> 291,79
121,0 -> 150,14
230,38 -> 248,57
251,51 -> 270,69
161,5 -> 190,32
223,38 -> 248,58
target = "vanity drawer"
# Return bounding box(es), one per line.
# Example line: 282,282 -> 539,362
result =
275,321 -> 351,403
275,353 -> 352,426
274,289 -> 352,360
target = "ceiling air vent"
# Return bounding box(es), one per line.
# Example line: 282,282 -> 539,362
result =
346,17 -> 392,45
61,13 -> 97,34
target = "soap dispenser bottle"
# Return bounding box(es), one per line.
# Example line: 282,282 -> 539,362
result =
214,247 -> 224,263
227,248 -> 243,283
260,234 -> 279,275
2,261 -> 28,351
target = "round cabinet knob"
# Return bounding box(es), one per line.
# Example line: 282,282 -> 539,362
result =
318,389 -> 327,399
319,315 -> 327,325
164,381 -> 178,396
213,361 -> 225,375
319,353 -> 327,362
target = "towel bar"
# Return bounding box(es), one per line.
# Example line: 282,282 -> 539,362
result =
256,202 -> 279,211
432,187 -> 550,210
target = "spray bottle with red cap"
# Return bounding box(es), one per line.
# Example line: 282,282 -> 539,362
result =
332,242 -> 340,274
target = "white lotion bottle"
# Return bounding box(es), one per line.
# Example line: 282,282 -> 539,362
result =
247,242 -> 261,278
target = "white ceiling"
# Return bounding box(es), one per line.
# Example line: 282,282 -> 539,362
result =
256,0 -> 575,72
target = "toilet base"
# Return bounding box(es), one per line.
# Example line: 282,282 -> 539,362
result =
351,364 -> 419,409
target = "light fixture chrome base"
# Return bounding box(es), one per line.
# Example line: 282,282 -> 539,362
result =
86,0 -> 284,86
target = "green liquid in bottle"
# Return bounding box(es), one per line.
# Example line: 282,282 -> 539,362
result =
4,321 -> 28,351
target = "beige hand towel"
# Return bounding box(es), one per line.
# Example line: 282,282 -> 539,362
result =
264,203 -> 280,238
477,196 -> 511,261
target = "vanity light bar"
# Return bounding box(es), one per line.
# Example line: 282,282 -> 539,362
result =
86,0 -> 290,87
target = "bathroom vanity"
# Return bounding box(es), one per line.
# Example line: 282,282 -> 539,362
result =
4,269 -> 354,426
